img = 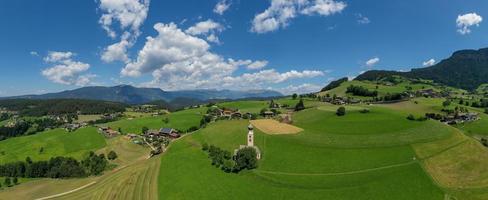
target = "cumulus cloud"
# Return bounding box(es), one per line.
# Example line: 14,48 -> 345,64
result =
422,59 -> 436,67
123,23 -> 325,90
356,13 -> 370,24
41,51 -> 94,86
214,0 -> 231,15
185,19 -> 225,44
186,19 -> 224,35
456,13 -> 482,35
365,57 -> 380,67
252,0 -> 346,33
30,51 -> 39,56
278,83 -> 322,95
98,0 -> 150,62
101,40 -> 131,63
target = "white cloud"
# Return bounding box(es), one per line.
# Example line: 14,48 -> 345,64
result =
366,57 -> 380,67
278,83 -> 322,95
356,14 -> 370,24
252,0 -> 346,33
185,19 -> 224,43
247,60 -> 269,70
365,57 -> 379,67
124,22 -> 325,90
422,59 -> 436,67
98,0 -> 150,62
41,51 -> 94,86
456,13 -> 482,35
30,51 -> 39,56
214,0 -> 231,15
101,40 -> 131,63
185,19 -> 224,35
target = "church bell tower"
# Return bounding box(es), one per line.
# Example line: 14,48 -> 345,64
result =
247,124 -> 254,147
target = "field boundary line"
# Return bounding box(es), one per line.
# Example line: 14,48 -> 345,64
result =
34,181 -> 97,200
419,139 -> 469,161
255,161 -> 416,176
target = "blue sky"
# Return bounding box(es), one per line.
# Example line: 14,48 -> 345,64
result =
0,0 -> 487,96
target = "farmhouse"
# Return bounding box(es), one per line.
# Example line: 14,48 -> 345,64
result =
98,127 -> 119,138
417,89 -> 441,98
234,124 -> 261,160
263,111 -> 275,118
160,128 -> 181,138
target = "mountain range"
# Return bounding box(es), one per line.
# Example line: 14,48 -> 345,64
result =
356,47 -> 488,90
5,85 -> 283,105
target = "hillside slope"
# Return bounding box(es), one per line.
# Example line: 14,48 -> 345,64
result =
356,47 -> 488,90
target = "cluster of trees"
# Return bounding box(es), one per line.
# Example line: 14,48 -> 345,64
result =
481,138 -> 488,147
0,113 -> 11,121
346,85 -> 378,97
202,143 -> 257,173
336,107 -> 346,116
0,99 -> 126,117
294,99 -> 305,111
1,177 -> 19,188
407,114 -> 427,121
0,151 -> 110,179
379,93 -> 405,101
0,121 -> 31,141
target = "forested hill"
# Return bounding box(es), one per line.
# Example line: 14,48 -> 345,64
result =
7,85 -> 283,105
0,99 -> 126,116
355,47 -> 488,90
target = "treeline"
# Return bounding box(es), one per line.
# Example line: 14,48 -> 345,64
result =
202,143 -> 257,173
0,99 -> 126,117
0,152 -> 108,179
0,117 -> 67,141
346,85 -> 378,97
0,121 -> 30,141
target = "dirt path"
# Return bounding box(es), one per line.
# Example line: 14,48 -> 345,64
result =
35,182 -> 97,200
255,161 -> 417,176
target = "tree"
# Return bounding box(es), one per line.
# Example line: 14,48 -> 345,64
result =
4,177 -> 11,186
163,117 -> 169,124
234,147 -> 258,171
294,99 -> 305,111
107,151 -> 118,160
407,114 -> 415,121
292,93 -> 298,100
485,108 -> 488,114
25,156 -> 32,164
202,143 -> 209,151
221,160 -> 235,173
39,147 -> 44,154
336,107 -> 346,116
141,126 -> 149,134
12,177 -> 18,185
442,100 -> 451,107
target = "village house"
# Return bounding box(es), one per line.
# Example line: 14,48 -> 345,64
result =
160,128 -> 181,138
263,111 -> 275,118
98,127 -> 119,138
417,89 -> 441,98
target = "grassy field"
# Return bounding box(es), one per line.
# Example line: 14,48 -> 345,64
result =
103,107 -> 206,134
0,127 -> 106,163
157,103 -> 453,199
0,136 -> 158,200
76,114 -> 102,123
250,119 -> 303,135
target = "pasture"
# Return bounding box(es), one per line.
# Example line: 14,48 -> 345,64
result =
103,107 -> 206,134
157,104 -> 453,199
0,136 -> 157,200
0,127 -> 106,163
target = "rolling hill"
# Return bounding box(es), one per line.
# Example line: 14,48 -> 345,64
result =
356,47 -> 488,90
6,85 -> 283,105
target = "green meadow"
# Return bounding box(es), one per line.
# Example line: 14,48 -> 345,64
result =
102,107 -> 206,134
158,103 -> 453,199
0,127 -> 106,163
